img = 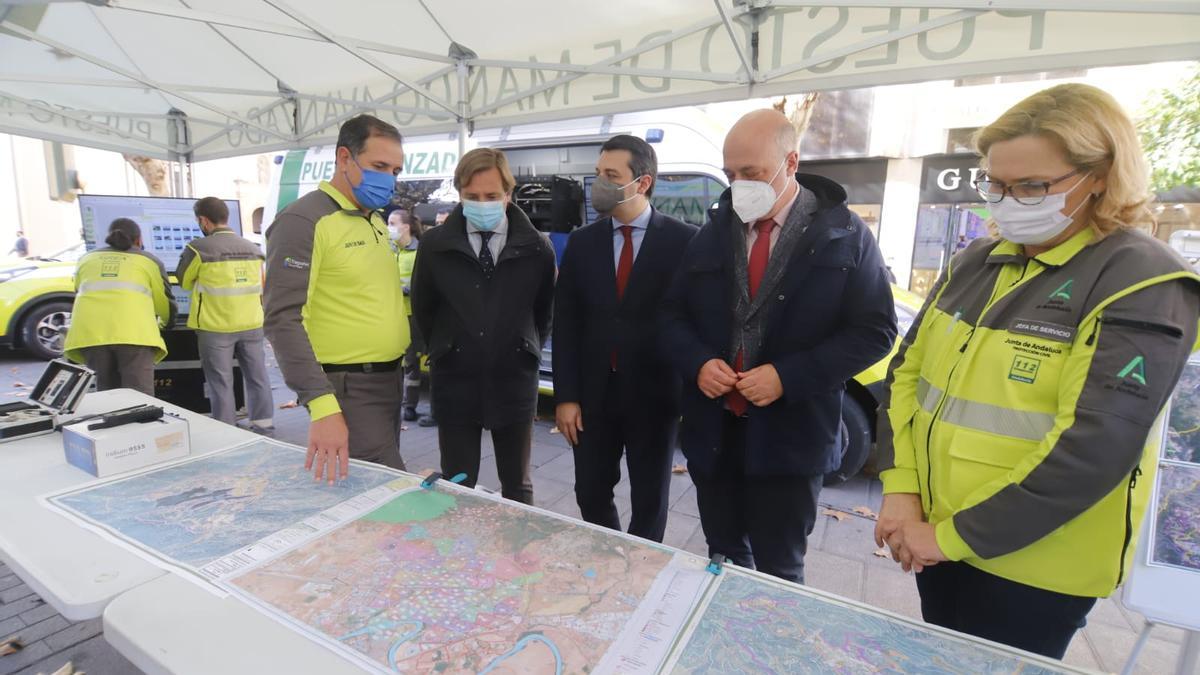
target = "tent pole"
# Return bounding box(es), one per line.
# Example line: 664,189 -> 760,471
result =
457,60 -> 469,159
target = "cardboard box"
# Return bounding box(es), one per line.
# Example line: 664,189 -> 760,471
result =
63,413 -> 190,477
0,360 -> 93,443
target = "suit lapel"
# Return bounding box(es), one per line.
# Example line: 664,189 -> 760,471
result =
746,188 -> 816,318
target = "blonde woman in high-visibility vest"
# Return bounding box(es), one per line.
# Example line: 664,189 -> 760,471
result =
64,218 -> 176,395
876,83 -> 1200,659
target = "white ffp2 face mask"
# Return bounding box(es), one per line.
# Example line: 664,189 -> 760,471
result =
731,157 -> 788,223
990,173 -> 1091,245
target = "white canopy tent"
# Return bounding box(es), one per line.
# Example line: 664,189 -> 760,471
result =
1,0 -> 1199,162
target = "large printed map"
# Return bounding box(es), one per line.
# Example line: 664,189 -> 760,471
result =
50,440 -> 403,568
1165,362 -> 1200,463
669,571 -> 1067,675
228,487 -> 687,674
1150,461 -> 1200,573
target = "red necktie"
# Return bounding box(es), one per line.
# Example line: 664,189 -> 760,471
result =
612,225 -> 634,370
727,219 -> 776,416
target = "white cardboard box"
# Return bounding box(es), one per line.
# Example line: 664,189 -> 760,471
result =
63,413 -> 190,477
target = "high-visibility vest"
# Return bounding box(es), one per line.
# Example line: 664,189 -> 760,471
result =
879,227 -> 1200,597
177,229 -> 265,333
397,244 -> 417,316
64,248 -> 174,363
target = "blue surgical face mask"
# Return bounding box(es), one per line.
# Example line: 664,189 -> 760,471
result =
462,200 -> 506,232
346,156 -> 396,210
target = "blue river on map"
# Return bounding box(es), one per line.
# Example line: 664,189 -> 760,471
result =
479,633 -> 563,675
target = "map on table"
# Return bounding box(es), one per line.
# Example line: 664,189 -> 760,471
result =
1148,460 -> 1200,573
47,439 -> 410,577
1165,361 -> 1200,464
665,570 -> 1072,675
224,486 -> 713,674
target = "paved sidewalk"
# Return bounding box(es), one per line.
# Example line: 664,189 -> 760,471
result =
0,350 -> 1191,674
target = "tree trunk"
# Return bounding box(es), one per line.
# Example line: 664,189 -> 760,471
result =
123,155 -> 170,196
773,93 -> 821,149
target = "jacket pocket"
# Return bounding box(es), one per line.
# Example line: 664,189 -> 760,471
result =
945,427 -> 1034,511
427,335 -> 456,363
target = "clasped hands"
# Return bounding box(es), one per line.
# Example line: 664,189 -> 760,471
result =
697,358 -> 783,406
873,492 -> 948,573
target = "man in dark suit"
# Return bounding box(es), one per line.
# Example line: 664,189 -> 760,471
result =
662,109 -> 896,582
412,148 -> 557,505
553,135 -> 698,542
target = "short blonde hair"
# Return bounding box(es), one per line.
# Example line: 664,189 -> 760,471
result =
975,83 -> 1153,237
454,148 -> 516,193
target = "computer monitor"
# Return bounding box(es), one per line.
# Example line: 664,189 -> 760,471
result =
79,195 -> 243,269
78,195 -> 244,321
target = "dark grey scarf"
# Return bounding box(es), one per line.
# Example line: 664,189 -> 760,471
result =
727,184 -> 819,369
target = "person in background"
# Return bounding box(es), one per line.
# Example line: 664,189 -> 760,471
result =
876,83 -> 1200,659
662,109 -> 896,583
264,114 -> 409,481
553,134 -> 697,542
64,218 -> 175,395
389,208 -> 430,424
177,197 -> 274,433
10,230 -> 28,258
412,148 -> 556,504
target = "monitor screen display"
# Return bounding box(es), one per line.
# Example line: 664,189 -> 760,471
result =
79,195 -> 243,273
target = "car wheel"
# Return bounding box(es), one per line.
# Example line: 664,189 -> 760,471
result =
824,397 -> 873,487
21,301 -> 72,360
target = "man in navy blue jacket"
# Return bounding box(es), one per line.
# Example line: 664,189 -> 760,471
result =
554,135 -> 698,542
662,109 -> 896,582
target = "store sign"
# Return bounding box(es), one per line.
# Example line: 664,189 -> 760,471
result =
921,155 -> 986,203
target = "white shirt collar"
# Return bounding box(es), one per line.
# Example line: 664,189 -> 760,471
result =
613,203 -> 653,230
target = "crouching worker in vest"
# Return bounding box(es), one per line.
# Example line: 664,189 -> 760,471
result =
64,218 -> 176,395
875,83 -> 1200,659
177,197 -> 274,433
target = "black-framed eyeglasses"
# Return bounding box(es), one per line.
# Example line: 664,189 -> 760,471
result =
973,168 -> 1083,205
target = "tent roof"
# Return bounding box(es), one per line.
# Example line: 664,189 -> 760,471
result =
2,0 -> 1199,161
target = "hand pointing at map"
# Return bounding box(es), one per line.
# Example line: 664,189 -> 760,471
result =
306,413 -> 350,484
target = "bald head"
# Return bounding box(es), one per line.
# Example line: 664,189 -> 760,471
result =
722,109 -> 799,220
723,109 -> 798,182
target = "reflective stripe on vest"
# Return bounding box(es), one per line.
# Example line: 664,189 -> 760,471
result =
194,283 -> 263,297
77,280 -> 151,297
917,377 -> 942,414
917,376 -> 1054,443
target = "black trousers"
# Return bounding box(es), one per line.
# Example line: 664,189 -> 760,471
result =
689,414 -> 822,583
438,422 -> 533,504
572,374 -> 677,542
916,560 -> 1096,659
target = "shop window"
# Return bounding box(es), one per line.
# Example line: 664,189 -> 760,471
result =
908,203 -> 991,296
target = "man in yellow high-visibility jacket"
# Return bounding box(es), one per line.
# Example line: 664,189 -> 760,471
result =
176,197 -> 273,432
264,114 -> 409,481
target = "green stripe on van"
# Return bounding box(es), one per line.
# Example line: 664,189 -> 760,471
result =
276,149 -> 307,211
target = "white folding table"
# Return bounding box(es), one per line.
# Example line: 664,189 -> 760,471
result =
103,573 -> 362,675
0,388 -> 258,620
